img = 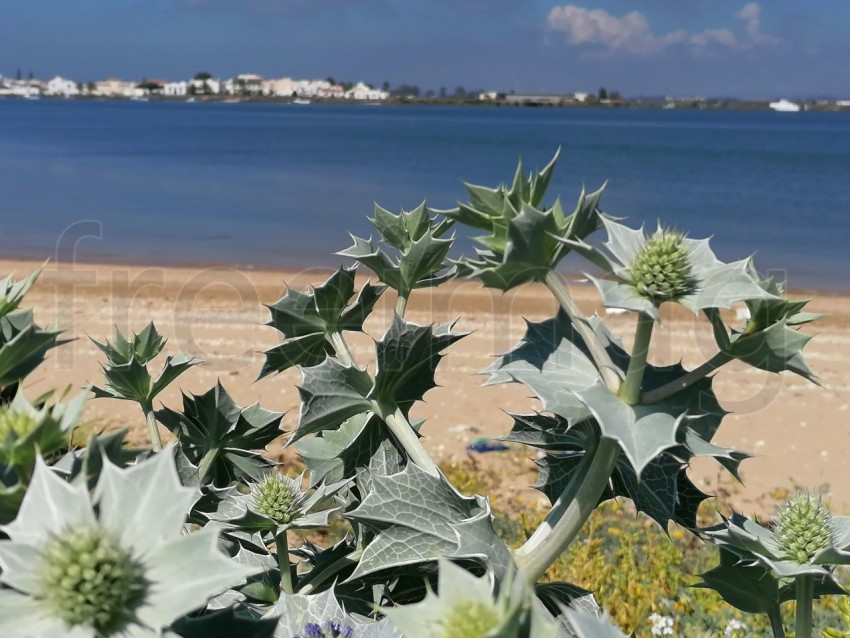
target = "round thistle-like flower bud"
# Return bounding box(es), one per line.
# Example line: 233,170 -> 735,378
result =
441,600 -> 501,638
253,473 -> 306,525
630,230 -> 696,302
773,492 -> 834,564
0,406 -> 39,441
38,525 -> 147,633
297,621 -> 354,638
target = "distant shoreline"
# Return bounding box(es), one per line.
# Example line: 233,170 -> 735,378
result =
1,254 -> 844,299
4,93 -> 850,113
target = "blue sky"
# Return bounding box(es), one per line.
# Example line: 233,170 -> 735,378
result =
2,0 -> 848,98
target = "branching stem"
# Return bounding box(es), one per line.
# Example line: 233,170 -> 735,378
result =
395,292 -> 409,318
619,312 -> 654,405
640,351 -> 732,404
141,401 -> 162,452
514,436 -> 619,582
795,573 -> 814,638
276,531 -> 294,595
326,329 -> 440,477
379,404 -> 441,477
297,547 -> 364,595
328,332 -> 355,367
543,271 -> 620,392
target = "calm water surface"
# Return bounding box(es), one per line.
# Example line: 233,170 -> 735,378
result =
1,100 -> 848,289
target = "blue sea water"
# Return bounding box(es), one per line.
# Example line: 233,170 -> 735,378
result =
0,99 -> 848,290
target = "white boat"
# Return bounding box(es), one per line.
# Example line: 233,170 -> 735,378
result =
292,98 -> 311,105
769,99 -> 801,112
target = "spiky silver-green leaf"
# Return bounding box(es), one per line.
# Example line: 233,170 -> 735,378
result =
337,202 -> 456,297
155,381 -> 284,487
261,267 -> 386,377
90,323 -> 201,403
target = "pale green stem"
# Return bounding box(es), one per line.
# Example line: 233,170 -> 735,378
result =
197,447 -> 218,484
795,574 -> 814,638
297,547 -> 364,595
768,608 -> 786,638
141,401 -> 162,452
640,351 -> 732,405
328,331 -> 355,367
326,329 -> 440,477
395,292 -> 409,318
618,312 -> 654,405
276,531 -> 294,594
379,404 -> 440,477
543,271 -> 620,392
514,437 -> 619,582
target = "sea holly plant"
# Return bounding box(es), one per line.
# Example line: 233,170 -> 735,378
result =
155,381 -> 284,486
0,152 -> 832,637
0,268 -> 64,396
700,492 -> 850,638
0,449 -> 256,638
0,389 -> 87,523
381,558 -> 555,637
204,469 -> 346,594
338,202 -> 455,315
260,267 -> 386,377
442,149 -> 604,295
91,322 -> 200,451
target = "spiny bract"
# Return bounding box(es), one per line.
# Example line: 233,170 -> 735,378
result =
773,491 -> 834,564
630,230 -> 696,301
38,526 -> 147,633
441,600 -> 502,638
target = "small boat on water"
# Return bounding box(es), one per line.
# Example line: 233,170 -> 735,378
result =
292,98 -> 311,105
769,99 -> 801,112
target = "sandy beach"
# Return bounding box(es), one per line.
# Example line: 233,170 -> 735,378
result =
8,257 -> 850,516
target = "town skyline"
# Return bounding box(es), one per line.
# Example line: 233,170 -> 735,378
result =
2,1 -> 849,100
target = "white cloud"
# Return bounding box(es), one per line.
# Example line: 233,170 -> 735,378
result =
547,3 -> 777,55
737,2 -> 778,45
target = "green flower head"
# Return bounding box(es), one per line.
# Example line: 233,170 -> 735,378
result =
206,470 -> 344,536
39,526 -> 147,633
0,447 -> 257,638
251,472 -> 309,526
773,492 -> 834,564
381,559 -> 555,638
705,504 -> 850,583
564,218 -> 774,320
629,229 -> 697,302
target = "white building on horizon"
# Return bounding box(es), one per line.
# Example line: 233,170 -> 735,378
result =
95,78 -> 143,98
164,81 -> 188,96
0,77 -> 43,97
264,77 -> 299,97
46,76 -> 79,97
344,82 -> 389,101
225,74 -> 263,95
